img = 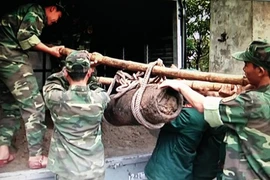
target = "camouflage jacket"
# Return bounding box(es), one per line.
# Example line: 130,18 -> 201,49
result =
204,85 -> 270,180
43,71 -> 110,179
0,3 -> 45,63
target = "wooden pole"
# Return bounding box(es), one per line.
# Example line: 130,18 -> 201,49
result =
97,76 -> 236,92
60,48 -> 249,86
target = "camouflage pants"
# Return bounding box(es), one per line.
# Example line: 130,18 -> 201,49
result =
0,60 -> 46,156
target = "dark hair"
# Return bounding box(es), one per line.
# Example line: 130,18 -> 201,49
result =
39,0 -> 66,13
55,5 -> 64,12
67,65 -> 88,81
251,63 -> 270,77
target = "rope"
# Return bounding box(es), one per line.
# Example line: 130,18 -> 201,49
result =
106,59 -> 166,129
131,59 -> 166,129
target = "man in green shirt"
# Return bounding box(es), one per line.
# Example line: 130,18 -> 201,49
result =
145,107 -> 208,180
145,101 -> 227,180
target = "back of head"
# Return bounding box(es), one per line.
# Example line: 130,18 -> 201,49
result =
232,40 -> 270,71
65,50 -> 91,73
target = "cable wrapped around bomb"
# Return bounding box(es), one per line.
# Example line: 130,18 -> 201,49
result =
103,60 -> 183,129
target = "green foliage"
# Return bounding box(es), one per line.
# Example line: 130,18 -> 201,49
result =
185,0 -> 210,71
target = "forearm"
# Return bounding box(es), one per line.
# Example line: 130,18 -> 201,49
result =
159,79 -> 225,127
178,83 -> 206,112
180,83 -> 224,127
33,42 -> 53,55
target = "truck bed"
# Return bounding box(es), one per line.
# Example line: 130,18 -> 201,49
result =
0,153 -> 151,180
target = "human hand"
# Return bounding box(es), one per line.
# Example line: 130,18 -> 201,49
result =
218,84 -> 248,97
89,52 -> 103,67
158,79 -> 185,92
198,87 -> 219,97
50,45 -> 65,58
242,84 -> 255,91
217,84 -> 235,97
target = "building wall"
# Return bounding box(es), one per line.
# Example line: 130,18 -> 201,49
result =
253,2 -> 270,41
209,0 -> 270,74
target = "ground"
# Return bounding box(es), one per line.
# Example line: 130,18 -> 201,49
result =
0,113 -> 157,173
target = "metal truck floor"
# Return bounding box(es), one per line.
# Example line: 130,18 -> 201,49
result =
0,153 -> 150,180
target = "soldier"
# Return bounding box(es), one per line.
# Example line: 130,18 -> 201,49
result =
158,40 -> 270,179
0,1 -> 67,168
43,50 -> 110,180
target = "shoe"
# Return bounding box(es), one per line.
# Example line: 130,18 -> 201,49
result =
28,155 -> 48,169
0,154 -> 15,167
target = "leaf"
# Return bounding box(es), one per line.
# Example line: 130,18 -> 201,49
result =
185,0 -> 210,72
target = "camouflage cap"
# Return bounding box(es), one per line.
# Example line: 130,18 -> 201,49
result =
65,50 -> 91,73
232,40 -> 270,70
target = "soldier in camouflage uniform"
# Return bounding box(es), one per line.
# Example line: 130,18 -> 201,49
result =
0,2 -> 66,168
43,50 -> 110,180
158,40 -> 270,180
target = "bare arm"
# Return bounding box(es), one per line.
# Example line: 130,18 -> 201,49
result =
33,42 -> 64,58
159,79 -> 206,112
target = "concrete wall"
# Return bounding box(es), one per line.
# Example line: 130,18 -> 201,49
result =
209,0 -> 270,74
253,2 -> 270,41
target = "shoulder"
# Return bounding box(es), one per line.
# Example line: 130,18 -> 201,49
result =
45,72 -> 68,87
221,90 -> 255,104
46,72 -> 64,81
21,3 -> 45,18
238,90 -> 266,104
92,87 -> 107,93
91,88 -> 110,102
5,3 -> 43,19
221,90 -> 267,109
17,3 -> 42,12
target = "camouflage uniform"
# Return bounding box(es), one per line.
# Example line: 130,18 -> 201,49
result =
204,40 -> 270,180
0,3 -> 48,156
43,50 -> 110,180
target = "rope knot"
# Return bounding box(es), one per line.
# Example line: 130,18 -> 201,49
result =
156,58 -> 164,66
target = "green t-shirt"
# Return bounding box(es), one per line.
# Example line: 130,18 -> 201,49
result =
145,108 -> 207,180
